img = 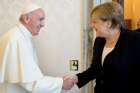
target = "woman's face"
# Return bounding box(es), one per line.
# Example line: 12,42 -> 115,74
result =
90,18 -> 111,38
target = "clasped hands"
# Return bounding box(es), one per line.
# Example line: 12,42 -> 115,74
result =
62,74 -> 78,90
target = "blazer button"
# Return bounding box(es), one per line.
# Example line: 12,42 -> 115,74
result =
100,80 -> 103,84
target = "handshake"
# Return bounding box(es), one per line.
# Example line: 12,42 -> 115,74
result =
62,74 -> 78,90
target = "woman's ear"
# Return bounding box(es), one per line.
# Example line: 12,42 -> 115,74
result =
107,21 -> 112,28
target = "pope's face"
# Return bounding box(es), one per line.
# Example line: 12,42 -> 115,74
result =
28,9 -> 45,36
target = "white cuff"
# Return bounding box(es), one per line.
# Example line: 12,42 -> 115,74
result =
20,82 -> 35,92
33,76 -> 63,93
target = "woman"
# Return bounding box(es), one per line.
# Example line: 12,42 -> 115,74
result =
76,2 -> 140,93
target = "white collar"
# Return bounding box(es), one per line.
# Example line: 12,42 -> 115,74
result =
17,23 -> 33,38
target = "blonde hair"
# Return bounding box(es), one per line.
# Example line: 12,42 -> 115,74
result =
91,2 -> 123,28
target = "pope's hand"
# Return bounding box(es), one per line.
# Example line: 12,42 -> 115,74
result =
62,74 -> 78,90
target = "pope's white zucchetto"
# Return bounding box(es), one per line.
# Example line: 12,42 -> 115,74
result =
21,3 -> 41,15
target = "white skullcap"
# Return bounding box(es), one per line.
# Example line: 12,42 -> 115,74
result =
21,3 -> 41,15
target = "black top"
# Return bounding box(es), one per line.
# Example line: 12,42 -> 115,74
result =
77,27 -> 140,93
135,28 -> 140,32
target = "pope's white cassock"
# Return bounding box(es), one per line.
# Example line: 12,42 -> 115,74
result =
0,23 -> 63,93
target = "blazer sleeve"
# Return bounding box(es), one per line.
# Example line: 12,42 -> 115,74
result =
76,37 -> 105,88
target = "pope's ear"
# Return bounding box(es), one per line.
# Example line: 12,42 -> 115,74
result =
21,14 -> 31,24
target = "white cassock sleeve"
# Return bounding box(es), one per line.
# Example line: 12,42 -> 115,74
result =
0,24 -> 63,93
20,76 -> 63,93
